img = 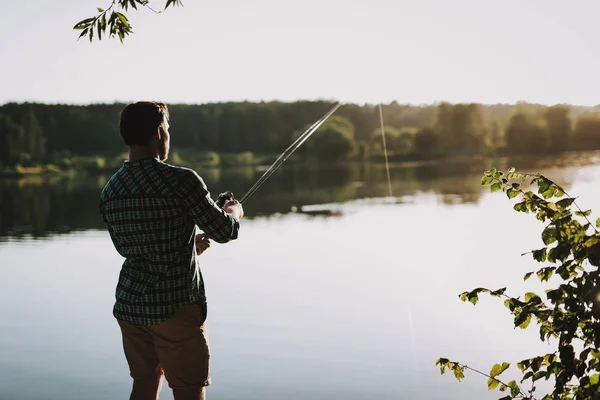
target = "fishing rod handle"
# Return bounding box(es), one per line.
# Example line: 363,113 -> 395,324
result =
216,191 -> 235,208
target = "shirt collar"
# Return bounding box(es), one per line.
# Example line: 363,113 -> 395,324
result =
124,157 -> 161,167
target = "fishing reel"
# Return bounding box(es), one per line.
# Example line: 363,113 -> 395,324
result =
216,190 -> 235,208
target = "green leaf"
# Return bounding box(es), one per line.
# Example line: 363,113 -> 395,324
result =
116,12 -> 130,27
523,272 -> 534,281
78,27 -> 89,39
591,374 -> 599,386
548,244 -> 571,263
506,188 -> 520,199
487,377 -> 500,390
514,201 -> 528,213
491,182 -> 502,193
97,7 -> 104,12
536,267 -> 554,282
596,218 -> 600,228
97,19 -> 102,40
166,0 -> 183,8
542,187 -> 556,199
532,371 -> 546,382
508,380 -> 520,397
585,236 -> 599,247
490,362 -> 510,378
515,312 -> 532,329
461,288 -> 489,306
482,175 -> 494,185
517,360 -> 530,372
541,226 -> 557,245
532,248 -> 547,262
504,298 -> 515,312
537,176 -> 552,194
525,292 -> 541,303
556,198 -> 575,209
453,366 -> 465,381
576,209 -> 592,217
73,18 -> 95,29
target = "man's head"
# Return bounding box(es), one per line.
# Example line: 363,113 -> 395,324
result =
120,101 -> 170,161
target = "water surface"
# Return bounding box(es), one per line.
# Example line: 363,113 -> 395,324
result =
1,153 -> 599,399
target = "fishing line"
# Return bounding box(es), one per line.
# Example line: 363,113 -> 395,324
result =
236,102 -> 343,204
378,104 -> 393,198
204,103 -> 343,277
378,104 -> 419,384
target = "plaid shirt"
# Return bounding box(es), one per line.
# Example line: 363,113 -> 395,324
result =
99,157 -> 239,325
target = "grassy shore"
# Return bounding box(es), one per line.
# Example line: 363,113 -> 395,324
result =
0,147 -> 517,178
0,150 -> 280,178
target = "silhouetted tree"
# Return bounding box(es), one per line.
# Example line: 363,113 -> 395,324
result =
414,127 -> 438,155
544,105 -> 572,153
434,103 -> 488,153
505,112 -> 547,153
0,114 -> 26,166
308,116 -> 356,161
572,113 -> 600,150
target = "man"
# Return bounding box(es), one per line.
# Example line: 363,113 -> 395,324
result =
99,101 -> 243,400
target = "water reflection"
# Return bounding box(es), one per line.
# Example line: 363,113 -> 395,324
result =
1,151 -> 598,241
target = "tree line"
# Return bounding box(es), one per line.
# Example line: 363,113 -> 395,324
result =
1,100 -> 600,168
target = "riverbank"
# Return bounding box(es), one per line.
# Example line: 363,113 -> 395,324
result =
3,149 -> 600,179
0,150 -> 277,178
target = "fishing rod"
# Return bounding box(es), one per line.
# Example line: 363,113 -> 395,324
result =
215,102 -> 344,207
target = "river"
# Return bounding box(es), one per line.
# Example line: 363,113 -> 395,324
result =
1,152 -> 599,399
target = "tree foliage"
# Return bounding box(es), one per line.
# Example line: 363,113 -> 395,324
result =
297,115 -> 356,161
506,113 -> 548,154
2,101 -> 600,169
437,167 -> 600,399
414,127 -> 438,155
434,102 -> 488,153
0,115 -> 26,166
573,113 -> 600,151
73,0 -> 183,42
544,105 -> 572,153
371,127 -> 416,154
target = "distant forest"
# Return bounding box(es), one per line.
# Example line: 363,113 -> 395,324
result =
2,100 -> 600,168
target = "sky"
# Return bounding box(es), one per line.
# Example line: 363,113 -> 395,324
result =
1,0 -> 599,106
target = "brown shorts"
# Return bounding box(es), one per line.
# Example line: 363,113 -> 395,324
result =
117,303 -> 211,389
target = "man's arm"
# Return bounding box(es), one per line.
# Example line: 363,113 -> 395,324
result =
100,201 -> 126,256
180,170 -> 242,244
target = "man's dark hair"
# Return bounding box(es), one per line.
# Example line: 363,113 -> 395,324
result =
119,101 -> 170,146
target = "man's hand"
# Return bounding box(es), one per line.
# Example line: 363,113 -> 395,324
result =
223,199 -> 244,221
195,233 -> 211,255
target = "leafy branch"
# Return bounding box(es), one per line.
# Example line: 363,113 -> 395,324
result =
73,0 -> 183,43
437,167 -> 600,400
436,359 -> 532,399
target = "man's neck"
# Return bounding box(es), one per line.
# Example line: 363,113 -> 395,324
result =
128,146 -> 159,162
